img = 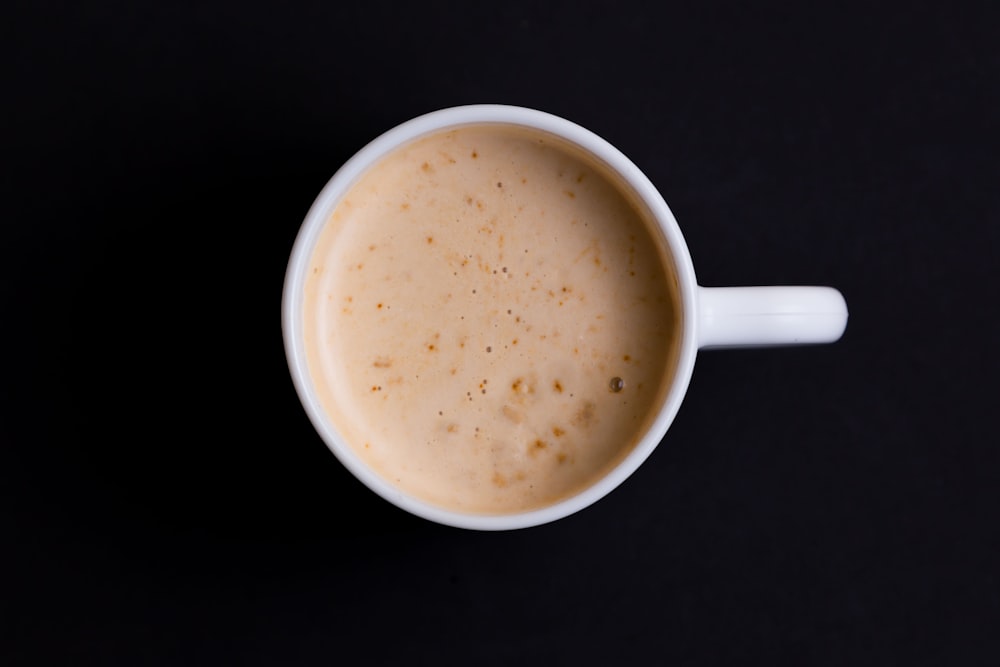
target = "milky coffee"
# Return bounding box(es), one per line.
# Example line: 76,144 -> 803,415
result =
302,124 -> 681,514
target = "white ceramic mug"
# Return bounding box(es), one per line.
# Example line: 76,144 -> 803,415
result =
282,105 -> 847,530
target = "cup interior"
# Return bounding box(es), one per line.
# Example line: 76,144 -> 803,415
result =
282,105 -> 700,529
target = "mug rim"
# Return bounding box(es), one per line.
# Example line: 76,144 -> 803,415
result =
282,104 -> 700,530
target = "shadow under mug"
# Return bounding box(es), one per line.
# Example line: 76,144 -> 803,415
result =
282,105 -> 848,530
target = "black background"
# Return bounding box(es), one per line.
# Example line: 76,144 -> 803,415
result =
4,1 -> 998,665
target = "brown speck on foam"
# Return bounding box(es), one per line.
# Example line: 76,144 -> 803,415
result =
486,346 -> 492,353
421,161 -> 433,173
496,182 -> 503,188
553,380 -> 563,393
373,357 -> 392,368
426,236 -> 433,244
491,472 -> 506,487
564,190 -> 576,198
623,354 -> 631,362
552,426 -> 566,437
471,150 -> 478,159
503,405 -> 524,423
573,401 -> 596,428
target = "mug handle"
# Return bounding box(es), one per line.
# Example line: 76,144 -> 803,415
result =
698,286 -> 848,349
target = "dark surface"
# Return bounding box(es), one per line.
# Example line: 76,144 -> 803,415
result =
4,2 -> 998,665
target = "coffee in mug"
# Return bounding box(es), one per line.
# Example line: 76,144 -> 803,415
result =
302,124 -> 682,515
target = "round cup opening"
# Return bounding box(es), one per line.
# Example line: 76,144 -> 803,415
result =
283,105 -> 699,529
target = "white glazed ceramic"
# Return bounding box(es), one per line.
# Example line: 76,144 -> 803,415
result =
282,105 -> 848,530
